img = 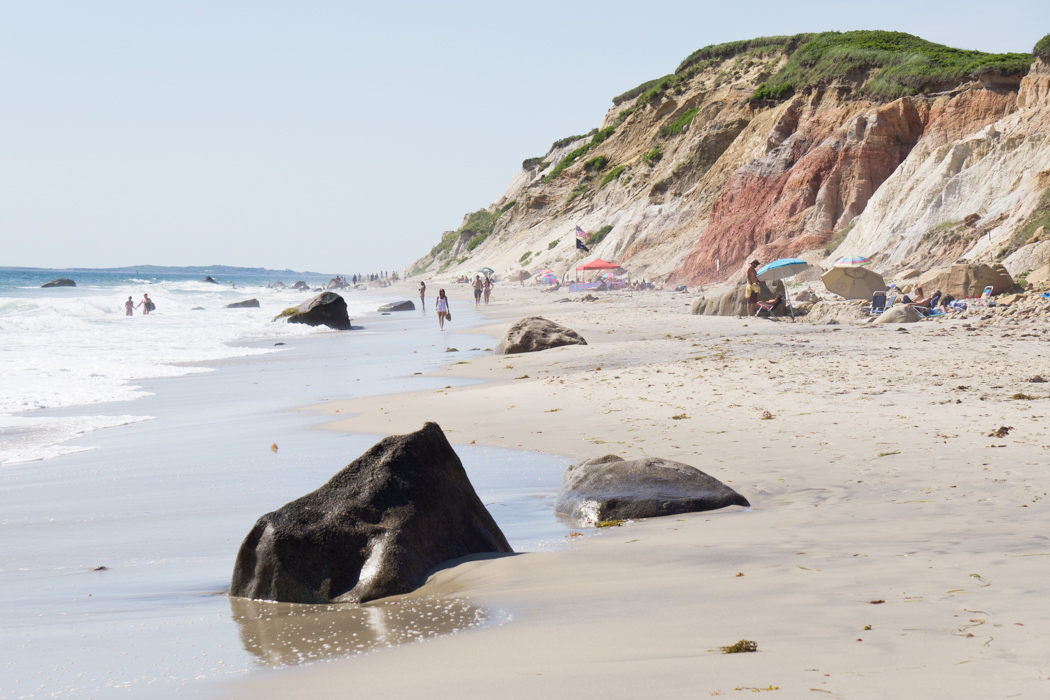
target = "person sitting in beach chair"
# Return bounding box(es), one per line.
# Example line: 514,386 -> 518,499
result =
754,295 -> 784,317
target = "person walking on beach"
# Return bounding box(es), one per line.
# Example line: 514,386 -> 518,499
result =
483,276 -> 493,305
419,281 -> 426,311
472,276 -> 483,306
435,289 -> 449,331
125,296 -> 134,316
745,260 -> 761,317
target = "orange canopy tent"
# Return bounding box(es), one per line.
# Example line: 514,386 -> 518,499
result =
573,259 -> 630,292
575,259 -> 620,271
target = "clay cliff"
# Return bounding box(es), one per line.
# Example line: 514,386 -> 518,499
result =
408,31 -> 1050,285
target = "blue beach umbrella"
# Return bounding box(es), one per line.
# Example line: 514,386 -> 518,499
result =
756,258 -> 810,318
756,258 -> 810,282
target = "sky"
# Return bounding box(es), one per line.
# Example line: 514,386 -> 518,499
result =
2,1 -> 1048,274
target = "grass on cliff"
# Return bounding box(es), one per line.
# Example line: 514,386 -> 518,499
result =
601,165 -> 626,187
659,107 -> 701,138
748,31 -> 1033,102
546,126 -> 618,181
1005,187 -> 1050,255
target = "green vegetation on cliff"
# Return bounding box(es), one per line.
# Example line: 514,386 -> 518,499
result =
659,107 -> 701,137
1035,34 -> 1050,59
748,31 -> 1033,102
546,125 -> 618,180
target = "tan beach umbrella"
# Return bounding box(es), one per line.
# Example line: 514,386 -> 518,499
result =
822,266 -> 887,300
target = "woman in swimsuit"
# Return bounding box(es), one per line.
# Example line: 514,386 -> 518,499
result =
435,289 -> 449,331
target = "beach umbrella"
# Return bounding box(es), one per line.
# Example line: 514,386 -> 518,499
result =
834,255 -> 870,267
477,267 -> 495,276
756,258 -> 810,282
756,258 -> 810,318
535,272 -> 557,284
822,266 -> 886,301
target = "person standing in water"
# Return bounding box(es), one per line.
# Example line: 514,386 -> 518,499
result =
435,289 -> 449,331
419,281 -> 426,311
125,296 -> 135,316
136,293 -> 154,315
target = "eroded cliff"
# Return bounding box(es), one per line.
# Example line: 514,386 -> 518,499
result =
409,31 -> 1049,285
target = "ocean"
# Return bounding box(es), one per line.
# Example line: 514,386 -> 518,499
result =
0,268 -> 574,698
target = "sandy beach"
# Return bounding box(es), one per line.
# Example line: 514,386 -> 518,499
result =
202,281 -> 1050,698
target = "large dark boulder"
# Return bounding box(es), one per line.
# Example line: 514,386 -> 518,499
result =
494,316 -> 587,355
41,278 -> 76,288
203,276 -> 219,284
291,281 -> 310,290
378,300 -> 415,312
273,291 -> 351,330
225,298 -> 260,308
267,281 -> 287,289
230,422 -> 512,604
555,455 -> 750,524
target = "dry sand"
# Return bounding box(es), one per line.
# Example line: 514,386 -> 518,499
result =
212,282 -> 1050,698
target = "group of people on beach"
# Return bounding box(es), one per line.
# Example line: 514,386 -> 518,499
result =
124,293 -> 154,316
353,271 -> 398,284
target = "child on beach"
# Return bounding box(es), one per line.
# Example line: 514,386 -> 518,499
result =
435,289 -> 449,330
125,297 -> 134,316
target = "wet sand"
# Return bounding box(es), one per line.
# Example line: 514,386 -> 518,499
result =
0,296 -> 574,698
211,281 -> 1050,698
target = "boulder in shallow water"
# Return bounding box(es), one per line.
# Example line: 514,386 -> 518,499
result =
225,298 -> 260,308
203,276 -> 219,284
291,281 -> 310,291
377,300 -> 415,312
229,422 -> 513,604
41,278 -> 76,288
273,291 -> 351,330
555,455 -> 749,524
494,316 -> 587,354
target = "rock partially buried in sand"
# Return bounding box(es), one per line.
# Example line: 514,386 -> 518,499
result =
378,300 -> 416,312
494,316 -> 587,354
225,298 -> 261,308
873,304 -> 921,324
41,278 -> 76,288
273,291 -> 351,330
230,422 -> 513,604
555,455 -> 749,524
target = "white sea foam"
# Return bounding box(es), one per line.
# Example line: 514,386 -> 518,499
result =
0,275 -> 378,464
0,413 -> 155,465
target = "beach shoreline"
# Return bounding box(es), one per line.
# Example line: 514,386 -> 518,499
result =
208,280 -> 1050,699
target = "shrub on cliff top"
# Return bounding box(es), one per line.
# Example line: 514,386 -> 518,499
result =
1035,34 -> 1050,59
747,31 -> 1033,103
676,35 -> 812,75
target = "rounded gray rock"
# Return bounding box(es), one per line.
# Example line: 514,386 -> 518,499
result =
555,455 -> 750,524
494,316 -> 587,354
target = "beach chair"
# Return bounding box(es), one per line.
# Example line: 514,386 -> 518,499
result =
975,286 -> 993,306
867,290 -> 887,315
754,296 -> 783,317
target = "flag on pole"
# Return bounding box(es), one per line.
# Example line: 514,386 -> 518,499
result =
575,225 -> 589,239
576,238 -> 590,252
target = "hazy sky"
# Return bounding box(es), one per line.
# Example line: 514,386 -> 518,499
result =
2,1 -> 1047,273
